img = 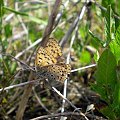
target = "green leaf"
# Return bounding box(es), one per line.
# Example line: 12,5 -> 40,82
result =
3,6 -> 28,16
101,106 -> 116,119
112,62 -> 120,119
28,16 -> 47,25
93,49 -> 117,102
89,30 -> 103,48
11,62 -> 17,74
94,50 -> 99,62
101,0 -> 115,17
0,0 -> 4,17
110,40 -> 120,62
3,6 -> 46,24
80,50 -> 91,64
115,17 -> 120,31
115,25 -> 120,46
104,5 -> 113,45
4,23 -> 12,38
116,1 -> 120,14
0,0 -> 4,35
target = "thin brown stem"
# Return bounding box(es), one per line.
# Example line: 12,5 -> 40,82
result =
41,0 -> 62,46
16,71 -> 34,120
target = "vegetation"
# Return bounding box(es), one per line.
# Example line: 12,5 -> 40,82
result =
0,0 -> 120,120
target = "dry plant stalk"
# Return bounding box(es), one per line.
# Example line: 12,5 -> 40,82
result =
16,71 -> 34,120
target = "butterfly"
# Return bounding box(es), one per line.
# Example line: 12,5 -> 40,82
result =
35,38 -> 71,84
